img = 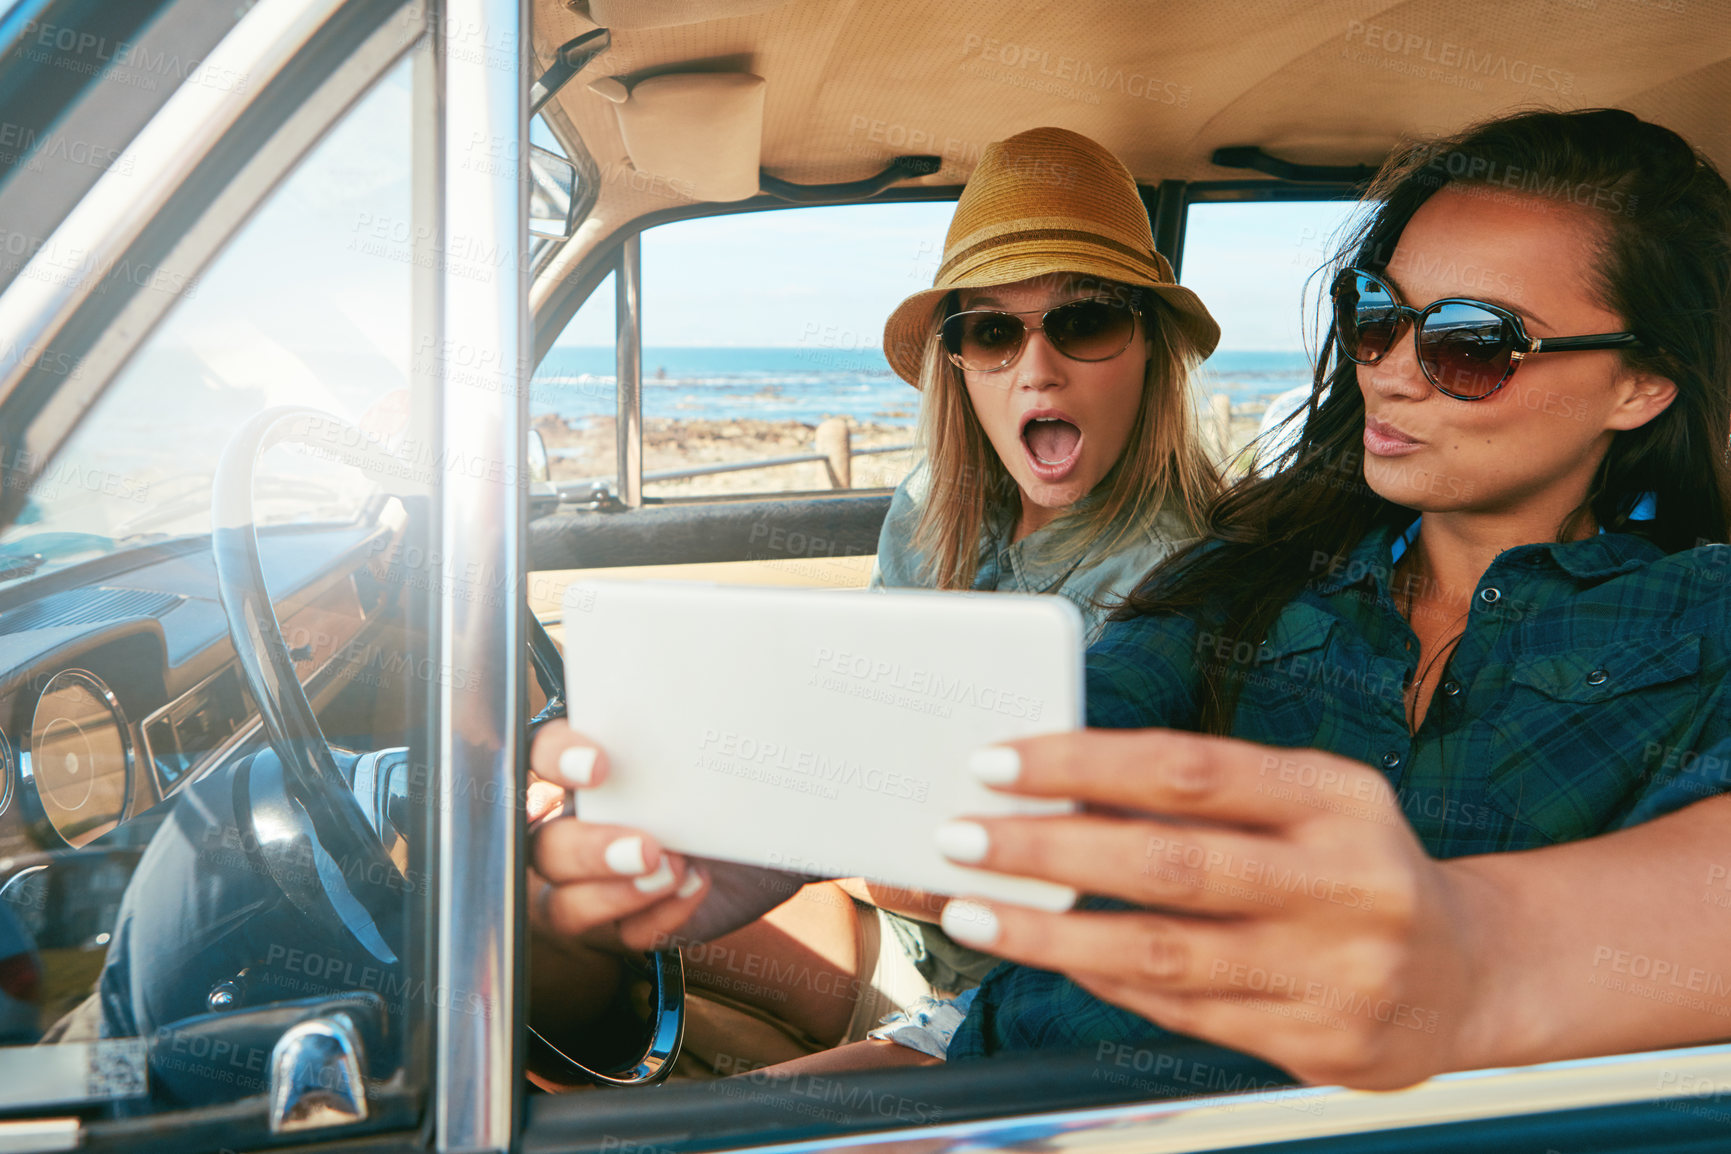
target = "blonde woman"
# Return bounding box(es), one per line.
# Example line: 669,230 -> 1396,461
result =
525,127 -> 1234,1076
861,125 -> 1223,1019
871,126 -> 1220,646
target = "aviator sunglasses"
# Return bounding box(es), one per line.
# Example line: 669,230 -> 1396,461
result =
1331,267 -> 1640,400
940,296 -> 1141,373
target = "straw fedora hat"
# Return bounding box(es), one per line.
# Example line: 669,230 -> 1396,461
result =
882,126 -> 1220,386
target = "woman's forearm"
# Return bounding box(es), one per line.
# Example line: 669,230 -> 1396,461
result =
1450,794 -> 1731,1071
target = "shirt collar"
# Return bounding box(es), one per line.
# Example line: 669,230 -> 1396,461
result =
1312,495 -> 1665,595
1309,520 -> 1405,596
986,491 -> 1149,590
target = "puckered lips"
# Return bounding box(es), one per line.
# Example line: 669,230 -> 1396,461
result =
1363,413 -> 1424,458
1019,407 -> 1084,482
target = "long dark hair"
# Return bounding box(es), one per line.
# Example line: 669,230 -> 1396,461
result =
1119,108 -> 1731,734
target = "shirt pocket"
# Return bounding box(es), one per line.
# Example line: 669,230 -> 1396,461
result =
1484,632 -> 1702,844
1229,601 -> 1338,746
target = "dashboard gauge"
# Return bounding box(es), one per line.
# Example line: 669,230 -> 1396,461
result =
25,670 -> 132,849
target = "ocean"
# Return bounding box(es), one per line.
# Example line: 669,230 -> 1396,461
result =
529,346 -> 1315,427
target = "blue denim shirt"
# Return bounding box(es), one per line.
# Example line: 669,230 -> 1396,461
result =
868,463 -> 1194,644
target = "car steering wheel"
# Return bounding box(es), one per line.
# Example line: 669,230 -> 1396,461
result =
212,405 -> 683,1084
212,406 -> 406,966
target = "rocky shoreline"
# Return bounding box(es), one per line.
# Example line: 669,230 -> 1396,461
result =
535,414 -> 920,497
534,396 -> 1275,499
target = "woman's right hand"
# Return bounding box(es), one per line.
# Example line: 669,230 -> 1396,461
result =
528,722 -> 712,953
529,721 -> 812,952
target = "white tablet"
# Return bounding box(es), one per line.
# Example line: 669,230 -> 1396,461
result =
562,580 -> 1082,911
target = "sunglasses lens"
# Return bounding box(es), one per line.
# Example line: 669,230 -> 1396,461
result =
1045,300 -> 1137,361
1418,302 -> 1516,398
1338,272 -> 1400,363
942,311 -> 1026,370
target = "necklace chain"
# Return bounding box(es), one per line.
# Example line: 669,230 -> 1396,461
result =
1397,538 -> 1468,733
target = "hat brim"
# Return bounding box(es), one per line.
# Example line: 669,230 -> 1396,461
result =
882,256 -> 1222,387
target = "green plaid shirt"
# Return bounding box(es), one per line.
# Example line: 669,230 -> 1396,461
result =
950,520 -> 1731,1059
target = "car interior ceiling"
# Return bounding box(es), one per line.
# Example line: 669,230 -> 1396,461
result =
532,0 -> 1731,282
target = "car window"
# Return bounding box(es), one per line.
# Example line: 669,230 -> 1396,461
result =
535,203 -> 948,503
534,268 -> 617,504
0,73 -> 415,581
1180,198 -> 1369,471
0,55 -> 437,1141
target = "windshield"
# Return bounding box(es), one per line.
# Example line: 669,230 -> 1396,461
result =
0,64 -> 413,581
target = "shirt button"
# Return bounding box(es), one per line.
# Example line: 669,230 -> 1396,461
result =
1478,587 -> 1502,604
1586,669 -> 1609,686
1442,679 -> 1462,696
1381,751 -> 1403,770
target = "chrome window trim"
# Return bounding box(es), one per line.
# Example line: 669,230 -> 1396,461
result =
0,1040 -> 148,1112
425,0 -> 527,1149
0,1118 -> 78,1153
615,234 -> 643,509
709,1043 -> 1731,1154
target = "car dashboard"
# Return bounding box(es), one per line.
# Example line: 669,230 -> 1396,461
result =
0,522 -> 399,861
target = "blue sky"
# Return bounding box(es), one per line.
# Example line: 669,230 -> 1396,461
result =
554,198 -> 1366,353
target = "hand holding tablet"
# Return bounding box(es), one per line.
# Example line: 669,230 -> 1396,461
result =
560,581 -> 1085,913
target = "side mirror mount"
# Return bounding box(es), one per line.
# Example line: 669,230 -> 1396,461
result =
527,427 -> 551,483
527,428 -> 557,518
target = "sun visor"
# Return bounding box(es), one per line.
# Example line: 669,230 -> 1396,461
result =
598,72 -> 766,203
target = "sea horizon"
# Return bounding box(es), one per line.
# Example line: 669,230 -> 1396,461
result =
531,346 -> 1313,427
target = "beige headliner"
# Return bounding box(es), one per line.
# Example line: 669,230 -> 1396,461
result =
530,0 -> 1731,293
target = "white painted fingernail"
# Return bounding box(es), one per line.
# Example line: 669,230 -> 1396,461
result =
969,746 -> 1021,785
634,858 -> 676,894
935,820 -> 990,864
603,835 -> 647,876
941,899 -> 1000,947
559,746 -> 598,788
676,868 -> 704,899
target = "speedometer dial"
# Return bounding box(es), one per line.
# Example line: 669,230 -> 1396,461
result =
26,670 -> 132,848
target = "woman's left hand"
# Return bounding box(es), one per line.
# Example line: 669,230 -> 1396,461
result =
935,729 -> 1498,1090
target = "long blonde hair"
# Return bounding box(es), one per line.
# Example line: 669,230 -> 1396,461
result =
910,290 -> 1221,590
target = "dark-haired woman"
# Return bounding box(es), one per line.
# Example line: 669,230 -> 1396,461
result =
927,107 -> 1731,1086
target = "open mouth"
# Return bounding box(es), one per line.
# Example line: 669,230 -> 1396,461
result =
1020,414 -> 1083,480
